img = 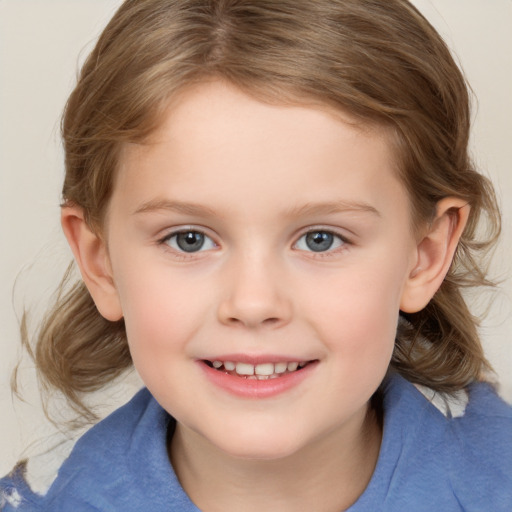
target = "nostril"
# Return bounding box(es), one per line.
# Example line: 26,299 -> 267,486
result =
227,316 -> 281,326
217,286 -> 292,328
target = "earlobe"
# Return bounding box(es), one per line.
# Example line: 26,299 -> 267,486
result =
400,198 -> 470,313
61,206 -> 123,321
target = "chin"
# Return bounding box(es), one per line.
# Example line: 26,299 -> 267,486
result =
228,446 -> 302,461
211,430 -> 307,461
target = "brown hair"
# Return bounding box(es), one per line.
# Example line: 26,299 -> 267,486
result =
22,0 -> 500,420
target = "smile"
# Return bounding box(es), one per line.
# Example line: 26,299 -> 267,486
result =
204,360 -> 311,380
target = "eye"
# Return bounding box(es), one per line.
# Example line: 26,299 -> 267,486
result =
163,230 -> 216,253
295,230 -> 347,253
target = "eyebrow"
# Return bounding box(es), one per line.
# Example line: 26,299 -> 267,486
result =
133,199 -> 217,217
133,198 -> 380,218
284,201 -> 381,218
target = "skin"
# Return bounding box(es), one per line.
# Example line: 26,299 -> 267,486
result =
62,80 -> 469,511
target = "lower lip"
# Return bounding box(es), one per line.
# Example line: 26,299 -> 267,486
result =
199,361 -> 318,399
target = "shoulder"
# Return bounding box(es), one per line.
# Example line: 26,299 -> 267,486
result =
379,374 -> 512,511
42,387 -> 169,511
1,462 -> 42,512
445,380 -> 512,510
1,388 -> 190,512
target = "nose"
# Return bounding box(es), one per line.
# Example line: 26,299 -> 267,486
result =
217,253 -> 292,329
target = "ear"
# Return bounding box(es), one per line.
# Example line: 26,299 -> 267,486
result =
61,205 -> 123,321
400,197 -> 470,313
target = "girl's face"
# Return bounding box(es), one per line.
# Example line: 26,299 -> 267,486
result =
105,80 -> 419,459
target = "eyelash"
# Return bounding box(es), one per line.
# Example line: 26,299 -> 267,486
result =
157,227 -> 351,259
294,229 -> 351,256
158,228 -> 217,260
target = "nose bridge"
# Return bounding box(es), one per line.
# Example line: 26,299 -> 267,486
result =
217,245 -> 292,328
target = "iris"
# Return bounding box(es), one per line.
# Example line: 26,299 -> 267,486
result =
305,231 -> 334,252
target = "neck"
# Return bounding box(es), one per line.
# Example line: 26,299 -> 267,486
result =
169,404 -> 382,512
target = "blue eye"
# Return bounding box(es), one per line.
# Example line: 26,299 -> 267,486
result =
164,230 -> 216,253
295,230 -> 345,253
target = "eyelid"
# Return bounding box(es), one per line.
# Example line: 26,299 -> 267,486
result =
158,226 -> 219,256
295,225 -> 352,242
155,225 -> 352,258
293,227 -> 352,254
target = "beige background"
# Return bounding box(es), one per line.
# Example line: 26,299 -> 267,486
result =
1,0 -> 511,474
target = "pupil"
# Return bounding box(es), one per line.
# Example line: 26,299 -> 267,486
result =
306,232 -> 333,252
177,232 -> 204,252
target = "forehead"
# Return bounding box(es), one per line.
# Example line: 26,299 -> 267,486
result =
145,80 -> 385,154
114,81 -> 409,224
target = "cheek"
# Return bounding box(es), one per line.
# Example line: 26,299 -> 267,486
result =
114,264 -> 206,360
119,279 -> 205,395
303,256 -> 406,360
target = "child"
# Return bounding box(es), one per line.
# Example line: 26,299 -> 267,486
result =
1,0 -> 511,510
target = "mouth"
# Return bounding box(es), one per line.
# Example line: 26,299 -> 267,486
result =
203,359 -> 315,380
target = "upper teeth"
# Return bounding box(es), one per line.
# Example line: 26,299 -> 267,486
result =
211,360 -> 306,376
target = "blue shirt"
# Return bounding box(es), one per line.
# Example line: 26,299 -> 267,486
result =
1,374 -> 511,511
